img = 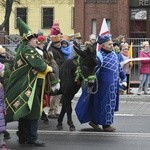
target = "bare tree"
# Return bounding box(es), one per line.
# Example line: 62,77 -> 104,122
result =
0,0 -> 20,34
0,0 -> 73,34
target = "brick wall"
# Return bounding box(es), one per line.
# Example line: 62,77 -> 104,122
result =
75,0 -> 129,42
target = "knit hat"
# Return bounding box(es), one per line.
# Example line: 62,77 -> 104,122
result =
53,19 -> 59,26
0,63 -> 5,73
37,35 -> 46,44
17,17 -> 37,40
0,45 -> 6,54
142,41 -> 149,47
89,34 -> 96,41
97,34 -> 112,44
37,30 -> 44,36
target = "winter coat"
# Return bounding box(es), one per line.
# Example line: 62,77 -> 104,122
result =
0,83 -> 6,133
139,50 -> 150,74
60,40 -> 72,59
5,41 -> 49,122
50,44 -> 65,67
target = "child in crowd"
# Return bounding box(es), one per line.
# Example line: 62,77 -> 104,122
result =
0,62 -> 10,150
60,36 -> 72,59
50,19 -> 62,36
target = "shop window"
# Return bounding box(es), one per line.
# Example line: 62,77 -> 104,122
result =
42,7 -> 54,29
130,8 -> 147,38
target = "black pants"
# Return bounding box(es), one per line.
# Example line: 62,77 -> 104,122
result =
126,74 -> 130,93
17,118 -> 38,142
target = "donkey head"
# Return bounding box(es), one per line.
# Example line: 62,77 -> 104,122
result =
74,44 -> 97,87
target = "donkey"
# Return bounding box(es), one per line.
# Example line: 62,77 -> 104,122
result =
57,43 -> 97,131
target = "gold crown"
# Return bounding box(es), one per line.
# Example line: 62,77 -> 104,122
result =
51,35 -> 61,43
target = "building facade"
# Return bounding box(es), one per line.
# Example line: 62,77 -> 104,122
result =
74,0 -> 150,42
0,0 -> 74,36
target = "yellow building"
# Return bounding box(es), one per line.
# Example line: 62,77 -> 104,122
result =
0,0 -> 74,36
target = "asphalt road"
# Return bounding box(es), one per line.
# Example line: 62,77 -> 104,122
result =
5,114 -> 150,150
4,91 -> 150,150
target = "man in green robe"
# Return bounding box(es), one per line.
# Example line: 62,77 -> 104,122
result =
5,17 -> 53,147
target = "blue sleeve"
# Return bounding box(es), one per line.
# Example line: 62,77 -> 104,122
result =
119,63 -> 127,82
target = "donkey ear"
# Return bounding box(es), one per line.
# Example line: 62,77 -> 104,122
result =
73,45 -> 86,58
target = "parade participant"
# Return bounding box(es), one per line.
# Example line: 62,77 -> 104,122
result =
137,41 -> 150,95
0,62 -> 10,150
75,34 -> 127,132
5,17 -> 53,147
120,42 -> 133,94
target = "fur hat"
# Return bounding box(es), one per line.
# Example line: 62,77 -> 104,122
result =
97,34 -> 112,44
17,17 -> 37,41
37,35 -> 46,44
0,62 -> 5,73
74,32 -> 82,39
0,45 -> 6,54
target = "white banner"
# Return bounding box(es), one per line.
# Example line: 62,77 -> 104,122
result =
121,57 -> 150,66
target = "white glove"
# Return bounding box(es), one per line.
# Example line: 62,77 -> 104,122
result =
122,82 -> 127,88
51,82 -> 60,94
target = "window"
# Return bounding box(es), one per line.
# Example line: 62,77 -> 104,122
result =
16,7 -> 27,28
42,7 -> 54,29
71,7 -> 74,29
91,19 -> 96,35
86,0 -> 117,3
106,19 -> 111,33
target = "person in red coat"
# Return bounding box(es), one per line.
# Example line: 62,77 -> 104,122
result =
50,19 -> 62,36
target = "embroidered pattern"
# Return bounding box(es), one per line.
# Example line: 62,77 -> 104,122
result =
13,100 -> 21,109
25,90 -> 31,97
17,59 -> 23,67
32,69 -> 38,74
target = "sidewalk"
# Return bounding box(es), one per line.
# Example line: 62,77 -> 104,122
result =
75,88 -> 150,101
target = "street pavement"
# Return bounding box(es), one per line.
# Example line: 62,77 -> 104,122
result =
4,88 -> 150,150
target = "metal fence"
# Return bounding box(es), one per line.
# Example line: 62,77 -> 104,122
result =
127,38 -> 150,85
0,34 -> 150,85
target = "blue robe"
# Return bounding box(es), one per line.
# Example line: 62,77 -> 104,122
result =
75,49 -> 126,125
